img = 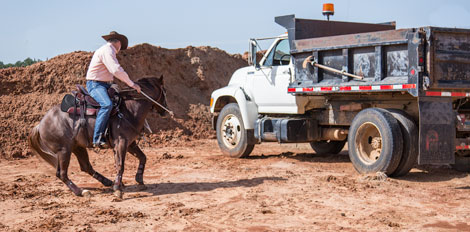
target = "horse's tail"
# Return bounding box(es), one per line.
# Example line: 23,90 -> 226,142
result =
28,125 -> 57,168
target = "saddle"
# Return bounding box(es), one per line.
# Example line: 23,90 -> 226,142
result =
60,84 -> 120,116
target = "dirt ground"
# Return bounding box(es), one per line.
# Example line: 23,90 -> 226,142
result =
1,140 -> 470,232
2,43 -> 470,231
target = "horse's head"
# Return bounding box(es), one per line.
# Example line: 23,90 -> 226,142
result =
139,76 -> 169,117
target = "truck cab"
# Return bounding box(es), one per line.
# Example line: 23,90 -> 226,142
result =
246,36 -> 305,114
210,34 -> 312,158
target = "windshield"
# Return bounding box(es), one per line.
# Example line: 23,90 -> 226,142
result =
263,39 -> 290,66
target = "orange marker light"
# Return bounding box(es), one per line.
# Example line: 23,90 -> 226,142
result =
323,3 -> 334,14
322,3 -> 334,21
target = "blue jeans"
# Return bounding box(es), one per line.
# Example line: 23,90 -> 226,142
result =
86,80 -> 112,144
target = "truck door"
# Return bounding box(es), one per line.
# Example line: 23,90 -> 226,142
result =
249,39 -> 299,113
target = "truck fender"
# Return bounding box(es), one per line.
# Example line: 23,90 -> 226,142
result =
211,85 -> 258,130
233,88 -> 258,130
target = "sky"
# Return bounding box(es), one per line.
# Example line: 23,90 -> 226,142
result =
1,0 -> 470,63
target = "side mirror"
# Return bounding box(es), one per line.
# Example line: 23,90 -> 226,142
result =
248,39 -> 257,67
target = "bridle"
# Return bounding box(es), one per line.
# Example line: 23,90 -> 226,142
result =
140,84 -> 174,117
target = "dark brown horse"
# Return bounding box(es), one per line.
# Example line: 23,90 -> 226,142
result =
29,77 -> 168,199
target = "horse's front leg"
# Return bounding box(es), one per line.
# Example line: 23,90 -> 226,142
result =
128,141 -> 147,190
113,139 -> 127,199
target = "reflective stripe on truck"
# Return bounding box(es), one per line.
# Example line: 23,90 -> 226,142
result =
287,84 -> 416,93
425,91 -> 470,97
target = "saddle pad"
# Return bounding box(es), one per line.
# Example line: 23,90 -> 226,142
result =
60,94 -> 76,112
60,94 -> 99,116
67,107 -> 98,116
66,106 -> 119,116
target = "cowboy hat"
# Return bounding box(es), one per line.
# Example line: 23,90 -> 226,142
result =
102,31 -> 128,50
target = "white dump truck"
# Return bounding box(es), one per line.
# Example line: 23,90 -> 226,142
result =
210,14 -> 470,176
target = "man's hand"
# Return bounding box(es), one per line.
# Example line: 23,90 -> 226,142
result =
132,83 -> 141,93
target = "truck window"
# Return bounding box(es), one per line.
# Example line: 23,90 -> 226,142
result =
264,39 -> 290,66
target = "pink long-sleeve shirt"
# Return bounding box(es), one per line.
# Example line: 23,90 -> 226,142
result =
85,42 -> 135,87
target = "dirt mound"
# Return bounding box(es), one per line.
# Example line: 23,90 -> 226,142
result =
0,43 -> 247,159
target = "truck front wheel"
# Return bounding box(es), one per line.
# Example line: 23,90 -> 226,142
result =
348,108 -> 403,175
216,103 -> 254,158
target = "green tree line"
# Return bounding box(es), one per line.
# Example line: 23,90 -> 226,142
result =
0,58 -> 42,69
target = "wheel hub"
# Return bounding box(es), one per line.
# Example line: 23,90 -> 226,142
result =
355,122 -> 383,164
371,137 -> 382,149
221,114 -> 241,148
223,123 -> 237,144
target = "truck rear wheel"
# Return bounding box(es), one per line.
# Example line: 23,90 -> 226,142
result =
310,140 -> 346,155
216,103 -> 254,158
451,153 -> 470,172
348,108 -> 403,175
386,109 -> 418,177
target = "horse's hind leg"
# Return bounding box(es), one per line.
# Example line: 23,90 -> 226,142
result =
128,142 -> 147,190
56,149 -> 84,196
112,139 -> 128,199
73,146 -> 113,187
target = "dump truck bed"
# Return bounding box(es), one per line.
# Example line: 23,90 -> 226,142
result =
277,15 -> 470,97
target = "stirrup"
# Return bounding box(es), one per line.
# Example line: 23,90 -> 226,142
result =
93,133 -> 109,149
93,141 -> 109,149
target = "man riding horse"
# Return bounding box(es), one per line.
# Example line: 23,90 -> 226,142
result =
29,30 -> 171,199
86,31 -> 141,148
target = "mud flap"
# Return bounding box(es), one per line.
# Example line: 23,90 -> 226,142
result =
418,97 -> 455,165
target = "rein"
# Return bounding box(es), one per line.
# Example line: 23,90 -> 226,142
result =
140,91 -> 174,117
119,82 -> 174,117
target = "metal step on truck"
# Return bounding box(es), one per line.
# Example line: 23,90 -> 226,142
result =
210,14 -> 470,176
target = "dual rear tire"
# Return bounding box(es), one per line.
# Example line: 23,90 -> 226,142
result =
452,154 -> 470,172
348,108 -> 418,176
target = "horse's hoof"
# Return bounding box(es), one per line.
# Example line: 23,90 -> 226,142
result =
113,190 -> 123,199
136,184 -> 147,191
81,189 -> 92,197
